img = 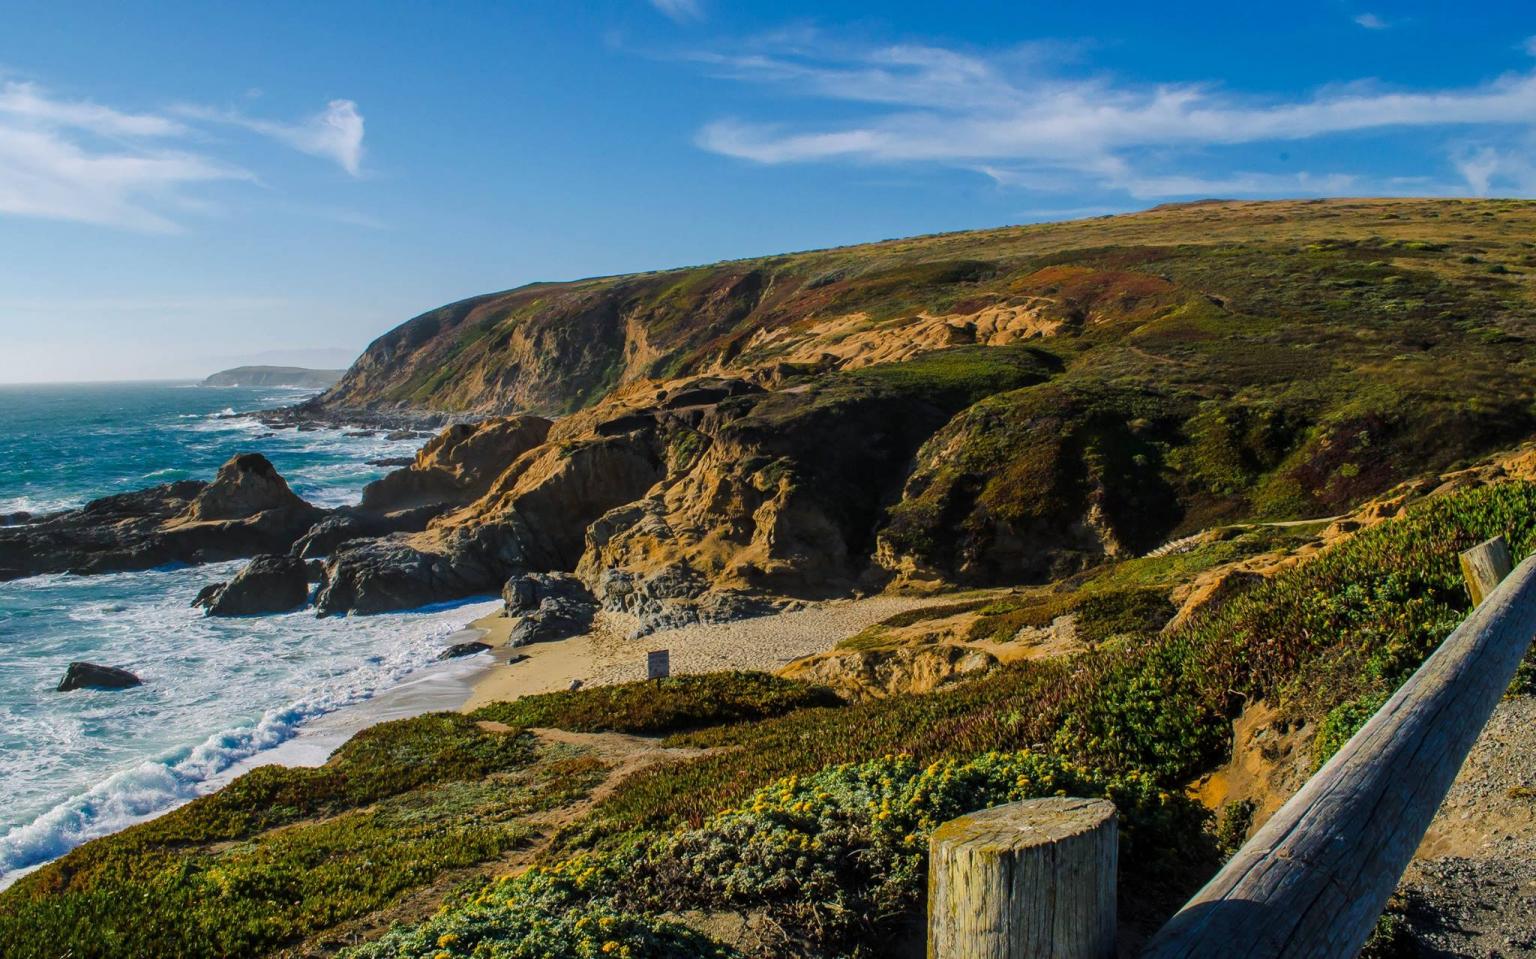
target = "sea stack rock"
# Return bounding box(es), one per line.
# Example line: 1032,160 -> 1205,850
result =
180,453 -> 317,523
204,553 -> 311,616
58,662 -> 142,692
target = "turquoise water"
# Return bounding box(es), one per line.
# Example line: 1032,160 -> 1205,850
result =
0,383 -> 499,883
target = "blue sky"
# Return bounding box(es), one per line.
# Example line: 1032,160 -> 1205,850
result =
2,0 -> 1536,382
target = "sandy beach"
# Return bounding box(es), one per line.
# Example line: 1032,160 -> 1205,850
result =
459,595 -> 935,711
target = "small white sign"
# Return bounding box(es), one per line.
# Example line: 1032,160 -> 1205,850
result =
647,649 -> 670,680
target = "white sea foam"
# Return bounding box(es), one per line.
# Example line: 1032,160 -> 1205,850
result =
0,382 -> 479,887
0,594 -> 502,885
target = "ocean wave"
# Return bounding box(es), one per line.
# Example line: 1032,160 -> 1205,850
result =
0,596 -> 501,883
0,494 -> 78,516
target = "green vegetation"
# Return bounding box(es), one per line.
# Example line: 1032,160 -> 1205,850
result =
348,751 -> 1200,959
1312,691 -> 1392,770
0,716 -> 596,959
964,586 -> 1176,644
469,672 -> 842,735
565,481 -> 1536,849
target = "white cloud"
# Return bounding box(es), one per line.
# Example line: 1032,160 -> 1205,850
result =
688,34 -> 1536,199
1354,13 -> 1389,30
651,0 -> 703,23
0,79 -> 367,231
1452,141 -> 1536,194
1524,35 -> 1536,56
179,99 -> 366,176
0,81 -> 185,137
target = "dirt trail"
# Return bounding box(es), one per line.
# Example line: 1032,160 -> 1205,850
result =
283,726 -> 712,957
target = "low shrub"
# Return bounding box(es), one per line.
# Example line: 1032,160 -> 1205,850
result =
470,672 -> 842,735
1312,691 -> 1392,771
351,750 -> 1204,959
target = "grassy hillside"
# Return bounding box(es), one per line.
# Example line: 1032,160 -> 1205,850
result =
313,198 -> 1536,420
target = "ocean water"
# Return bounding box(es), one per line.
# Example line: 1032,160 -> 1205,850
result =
0,382 -> 500,884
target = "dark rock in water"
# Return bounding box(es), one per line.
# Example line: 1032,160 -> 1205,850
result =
204,554 -> 310,616
384,429 -> 422,441
367,457 -> 415,468
502,572 -> 596,646
1,511 -> 31,526
58,662 -> 142,692
437,641 -> 492,660
184,454 -> 315,523
0,453 -> 326,582
314,530 -> 509,615
191,582 -> 226,608
345,430 -> 378,438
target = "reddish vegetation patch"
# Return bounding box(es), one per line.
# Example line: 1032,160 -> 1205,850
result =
1010,265 -> 1181,325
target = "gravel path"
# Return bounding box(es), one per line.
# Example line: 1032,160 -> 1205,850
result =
1389,694 -> 1536,957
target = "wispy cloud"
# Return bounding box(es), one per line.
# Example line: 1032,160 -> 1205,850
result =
1353,13 -> 1389,30
176,99 -> 365,176
687,32 -> 1536,199
0,79 -> 367,231
651,0 -> 703,23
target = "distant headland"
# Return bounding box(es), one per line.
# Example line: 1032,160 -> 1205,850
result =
199,366 -> 345,389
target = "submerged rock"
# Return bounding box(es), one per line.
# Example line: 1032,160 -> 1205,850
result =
204,554 -> 310,616
437,641 -> 492,660
58,662 -> 142,692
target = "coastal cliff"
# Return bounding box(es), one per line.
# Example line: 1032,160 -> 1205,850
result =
289,199 -> 1536,616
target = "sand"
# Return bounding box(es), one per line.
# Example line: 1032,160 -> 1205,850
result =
459,595 -> 934,711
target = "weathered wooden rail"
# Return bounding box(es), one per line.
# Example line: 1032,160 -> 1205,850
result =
928,536 -> 1533,959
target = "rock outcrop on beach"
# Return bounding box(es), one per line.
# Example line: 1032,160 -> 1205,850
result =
57,662 -> 142,692
201,553 -> 311,616
501,572 -> 596,645
0,454 -> 325,581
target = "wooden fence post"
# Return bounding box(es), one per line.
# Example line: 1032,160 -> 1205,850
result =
928,797 -> 1117,959
1142,537 -> 1534,959
1461,535 -> 1513,607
